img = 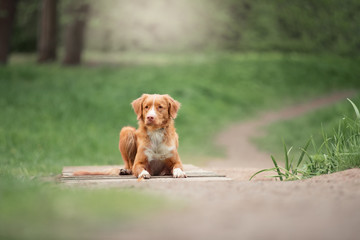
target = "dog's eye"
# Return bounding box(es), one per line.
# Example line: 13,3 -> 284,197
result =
158,105 -> 163,109
145,106 -> 149,109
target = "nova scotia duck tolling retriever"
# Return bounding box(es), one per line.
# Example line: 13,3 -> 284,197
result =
73,94 -> 186,180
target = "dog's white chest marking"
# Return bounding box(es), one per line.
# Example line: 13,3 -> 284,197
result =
144,130 -> 174,161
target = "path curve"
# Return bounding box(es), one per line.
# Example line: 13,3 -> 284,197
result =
212,90 -> 358,169
74,90 -> 360,240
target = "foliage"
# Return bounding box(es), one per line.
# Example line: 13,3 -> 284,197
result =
11,0 -> 39,52
250,139 -> 310,181
274,0 -> 360,55
85,0 -> 360,55
254,94 -> 360,161
11,0 -> 360,55
250,99 -> 360,181
306,99 -> 360,174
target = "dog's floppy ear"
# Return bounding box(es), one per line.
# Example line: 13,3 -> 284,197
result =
132,94 -> 148,120
164,94 -> 181,119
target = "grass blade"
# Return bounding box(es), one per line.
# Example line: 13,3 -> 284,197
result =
347,98 -> 360,120
297,138 -> 311,168
288,146 -> 294,171
249,168 -> 277,180
321,125 -> 332,155
283,139 -> 289,171
264,175 -> 284,178
271,155 -> 283,181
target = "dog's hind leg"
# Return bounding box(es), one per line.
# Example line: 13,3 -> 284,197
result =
119,126 -> 137,175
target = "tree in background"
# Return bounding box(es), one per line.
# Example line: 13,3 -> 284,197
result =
38,0 -> 57,63
11,0 -> 39,53
62,1 -> 89,65
0,0 -> 18,64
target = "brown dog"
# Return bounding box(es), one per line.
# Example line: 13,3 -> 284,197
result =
73,94 -> 186,179
119,94 -> 186,179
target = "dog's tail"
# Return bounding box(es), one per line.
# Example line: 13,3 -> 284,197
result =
72,168 -> 120,176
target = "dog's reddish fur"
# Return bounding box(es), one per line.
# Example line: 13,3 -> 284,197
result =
73,94 -> 185,179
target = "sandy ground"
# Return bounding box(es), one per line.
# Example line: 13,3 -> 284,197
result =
98,169 -> 360,240
79,91 -> 360,240
81,168 -> 360,240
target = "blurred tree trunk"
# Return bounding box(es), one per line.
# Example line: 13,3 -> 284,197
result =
62,2 -> 89,66
38,0 -> 57,63
0,0 -> 18,64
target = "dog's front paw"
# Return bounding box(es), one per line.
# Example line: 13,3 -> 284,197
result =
173,168 -> 187,178
138,170 -> 151,179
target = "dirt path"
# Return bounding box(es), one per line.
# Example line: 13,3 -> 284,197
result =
91,169 -> 360,240
81,90 -> 360,240
213,90 -> 357,169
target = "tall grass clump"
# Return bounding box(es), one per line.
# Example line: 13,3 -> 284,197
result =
250,99 -> 360,181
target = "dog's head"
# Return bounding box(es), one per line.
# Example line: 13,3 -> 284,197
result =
131,94 -> 180,128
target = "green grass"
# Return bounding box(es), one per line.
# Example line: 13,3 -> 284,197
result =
255,95 -> 360,160
2,53 -> 360,175
0,177 -> 170,240
1,52 -> 360,239
252,98 -> 360,181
